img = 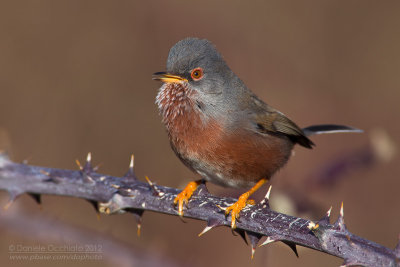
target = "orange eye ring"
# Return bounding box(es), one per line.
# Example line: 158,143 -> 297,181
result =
191,68 -> 204,81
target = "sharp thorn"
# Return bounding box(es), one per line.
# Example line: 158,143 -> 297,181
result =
233,229 -> 247,245
86,200 -> 99,214
259,185 -> 272,207
145,176 -> 161,196
335,202 -> 347,231
247,232 -> 263,259
137,223 -> 141,237
209,218 -> 225,227
4,193 -> 18,210
82,153 -> 95,173
198,226 -> 213,237
86,152 -> 92,163
340,202 -> 344,217
327,206 -> 333,218
130,154 -> 134,169
259,236 -> 276,247
247,232 -> 263,245
28,193 -> 42,205
87,200 -> 100,220
199,218 -> 225,235
282,241 -> 299,258
129,209 -> 144,237
145,176 -> 153,185
251,247 -> 255,259
318,206 -> 333,225
122,209 -> 144,235
75,159 -> 83,170
123,155 -> 137,180
265,185 -> 272,200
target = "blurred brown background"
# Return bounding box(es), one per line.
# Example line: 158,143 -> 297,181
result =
0,1 -> 399,266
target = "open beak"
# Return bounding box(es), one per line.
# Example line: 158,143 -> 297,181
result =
152,72 -> 188,83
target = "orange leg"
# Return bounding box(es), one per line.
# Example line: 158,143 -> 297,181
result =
174,180 -> 202,216
224,178 -> 267,229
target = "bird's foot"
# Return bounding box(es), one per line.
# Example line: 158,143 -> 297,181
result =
220,178 -> 268,228
174,180 -> 202,216
224,193 -> 255,229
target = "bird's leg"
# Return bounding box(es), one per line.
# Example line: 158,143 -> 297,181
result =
174,179 -> 203,216
224,178 -> 267,229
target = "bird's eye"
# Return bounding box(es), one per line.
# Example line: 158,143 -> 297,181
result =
191,68 -> 204,81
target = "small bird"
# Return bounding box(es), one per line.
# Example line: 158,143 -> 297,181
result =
153,38 -> 360,228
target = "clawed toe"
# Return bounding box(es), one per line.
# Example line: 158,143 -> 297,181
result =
173,180 -> 201,216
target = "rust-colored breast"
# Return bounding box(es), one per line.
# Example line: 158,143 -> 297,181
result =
203,128 -> 293,188
156,82 -> 293,189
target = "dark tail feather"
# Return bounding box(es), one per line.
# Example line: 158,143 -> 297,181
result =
302,124 -> 363,137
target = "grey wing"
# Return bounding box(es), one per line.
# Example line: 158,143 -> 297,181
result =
246,96 -> 314,148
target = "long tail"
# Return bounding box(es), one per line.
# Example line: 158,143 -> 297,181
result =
302,124 -> 363,137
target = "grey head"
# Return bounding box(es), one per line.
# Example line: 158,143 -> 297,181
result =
166,38 -> 226,80
161,38 -> 249,117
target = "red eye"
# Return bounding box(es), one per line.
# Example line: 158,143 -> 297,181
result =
191,68 -> 204,81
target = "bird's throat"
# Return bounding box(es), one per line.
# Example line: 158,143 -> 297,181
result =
156,82 -> 199,130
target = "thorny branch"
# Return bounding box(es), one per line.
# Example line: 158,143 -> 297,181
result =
0,152 -> 398,266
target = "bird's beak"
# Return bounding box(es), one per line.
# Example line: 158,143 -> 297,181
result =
152,72 -> 188,83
